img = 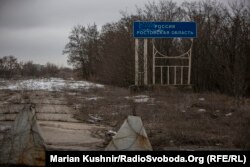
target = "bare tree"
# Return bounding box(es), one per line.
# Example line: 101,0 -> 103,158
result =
20,61 -> 40,77
63,0 -> 250,98
63,24 -> 100,79
0,55 -> 20,78
42,63 -> 59,77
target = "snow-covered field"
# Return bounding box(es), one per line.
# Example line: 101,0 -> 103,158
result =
0,78 -> 104,91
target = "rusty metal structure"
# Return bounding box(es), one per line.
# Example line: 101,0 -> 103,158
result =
152,39 -> 193,85
135,39 -> 193,86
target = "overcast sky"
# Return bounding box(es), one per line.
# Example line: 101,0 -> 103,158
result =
0,0 -> 234,67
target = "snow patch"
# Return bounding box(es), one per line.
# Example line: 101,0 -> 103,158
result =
125,95 -> 154,103
225,113 -> 232,117
0,78 -> 104,91
85,97 -> 103,101
198,97 -> 205,101
197,108 -> 206,112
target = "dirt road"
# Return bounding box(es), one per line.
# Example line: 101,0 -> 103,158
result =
0,90 -> 110,151
1,83 -> 250,151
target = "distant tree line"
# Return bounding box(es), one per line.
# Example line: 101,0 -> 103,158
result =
0,55 -> 72,79
64,0 -> 250,96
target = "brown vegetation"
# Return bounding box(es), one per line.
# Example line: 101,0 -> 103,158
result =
0,56 -> 73,79
65,86 -> 250,150
63,0 -> 250,99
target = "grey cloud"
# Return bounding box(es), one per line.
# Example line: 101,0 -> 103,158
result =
0,0 -> 228,66
0,0 -> 145,30
0,0 -> 150,66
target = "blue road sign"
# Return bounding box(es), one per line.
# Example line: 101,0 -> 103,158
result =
133,21 -> 197,38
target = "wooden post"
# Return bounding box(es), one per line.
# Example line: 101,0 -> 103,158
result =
181,66 -> 183,85
152,40 -> 155,85
187,39 -> 193,85
167,66 -> 170,85
144,39 -> 148,85
160,66 -> 163,85
135,39 -> 139,86
188,48 -> 192,85
174,66 -> 177,85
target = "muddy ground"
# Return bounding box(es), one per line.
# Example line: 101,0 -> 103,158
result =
0,85 -> 250,150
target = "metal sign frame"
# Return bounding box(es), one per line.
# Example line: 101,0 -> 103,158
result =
133,21 -> 197,38
152,39 -> 193,85
134,21 -> 196,86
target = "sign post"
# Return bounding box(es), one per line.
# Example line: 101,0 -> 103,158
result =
133,21 -> 197,86
143,39 -> 148,85
135,39 -> 139,86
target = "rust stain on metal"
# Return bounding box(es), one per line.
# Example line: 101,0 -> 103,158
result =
137,134 -> 151,148
18,148 -> 45,166
105,116 -> 153,151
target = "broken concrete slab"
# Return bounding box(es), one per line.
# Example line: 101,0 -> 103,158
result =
0,105 -> 45,166
105,115 -> 153,151
38,121 -> 109,151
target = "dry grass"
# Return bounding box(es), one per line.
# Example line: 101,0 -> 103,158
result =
66,86 -> 250,150
69,87 -> 132,128
1,85 -> 249,151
